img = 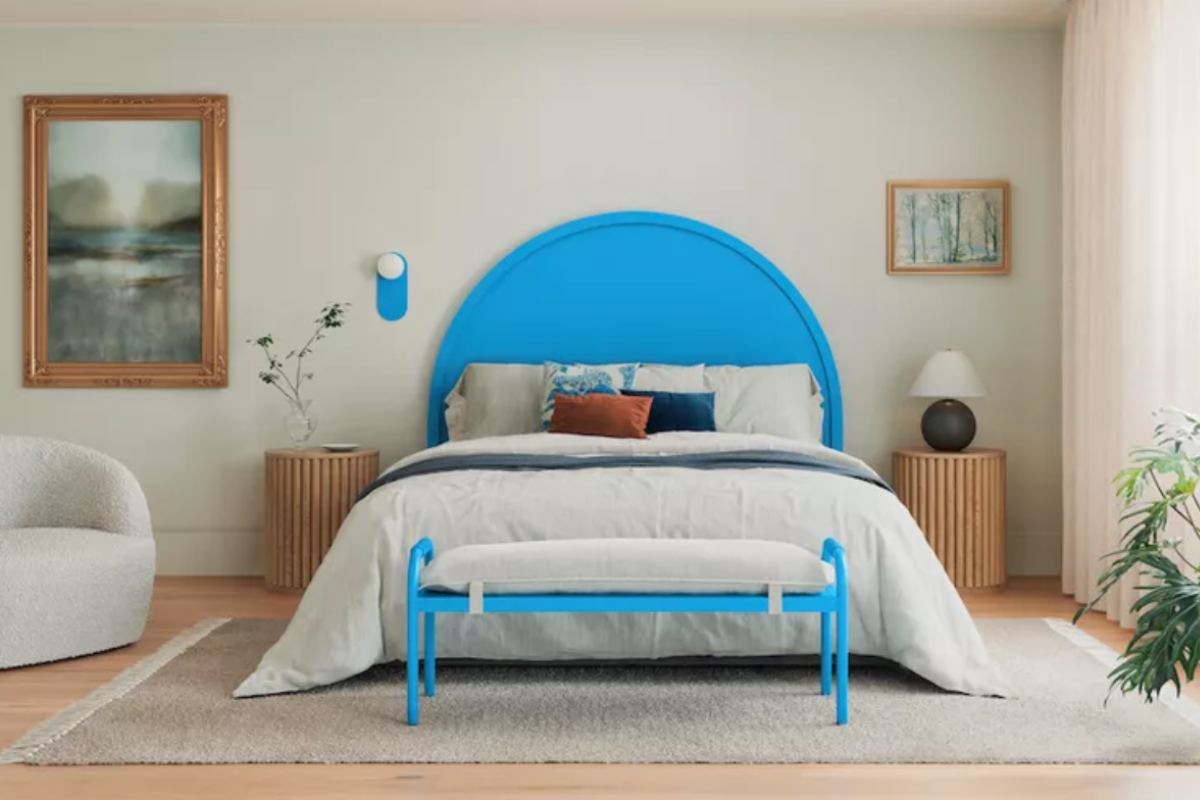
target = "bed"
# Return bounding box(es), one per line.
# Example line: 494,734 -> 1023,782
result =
235,212 -> 1012,699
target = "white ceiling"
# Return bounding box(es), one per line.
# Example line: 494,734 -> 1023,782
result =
0,0 -> 1069,27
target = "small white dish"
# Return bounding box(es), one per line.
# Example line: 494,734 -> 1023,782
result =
321,443 -> 362,453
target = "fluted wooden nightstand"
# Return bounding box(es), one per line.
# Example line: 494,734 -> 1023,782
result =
264,448 -> 379,592
892,447 -> 1006,591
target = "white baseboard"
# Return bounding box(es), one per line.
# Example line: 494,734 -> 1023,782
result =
153,528 -> 1064,578
153,530 -> 261,576
1007,531 -> 1062,576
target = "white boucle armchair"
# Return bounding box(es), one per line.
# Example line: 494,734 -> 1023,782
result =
0,436 -> 156,668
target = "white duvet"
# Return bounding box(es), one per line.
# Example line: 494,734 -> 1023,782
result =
235,433 -> 1013,698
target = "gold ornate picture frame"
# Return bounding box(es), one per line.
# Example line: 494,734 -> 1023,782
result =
23,94 -> 227,388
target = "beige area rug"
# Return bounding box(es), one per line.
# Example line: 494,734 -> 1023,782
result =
4,618 -> 1200,765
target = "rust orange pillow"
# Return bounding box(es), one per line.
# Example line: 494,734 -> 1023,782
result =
548,393 -> 653,439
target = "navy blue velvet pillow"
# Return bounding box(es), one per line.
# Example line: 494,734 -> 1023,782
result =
621,390 -> 717,434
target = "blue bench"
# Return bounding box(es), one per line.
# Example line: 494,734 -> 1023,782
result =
404,537 -> 849,726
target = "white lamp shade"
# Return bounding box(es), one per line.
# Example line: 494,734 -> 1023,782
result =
909,349 -> 987,398
377,252 -> 407,281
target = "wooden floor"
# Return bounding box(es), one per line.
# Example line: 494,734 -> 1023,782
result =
1,576 -> 1197,799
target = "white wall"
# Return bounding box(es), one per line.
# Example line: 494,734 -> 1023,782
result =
0,26 -> 1063,575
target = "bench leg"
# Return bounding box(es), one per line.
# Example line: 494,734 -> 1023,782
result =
407,602 -> 420,725
424,611 -> 436,697
820,610 -> 832,697
836,605 -> 848,725
406,538 -> 435,726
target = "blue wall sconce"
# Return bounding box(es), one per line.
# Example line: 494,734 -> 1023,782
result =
376,252 -> 408,321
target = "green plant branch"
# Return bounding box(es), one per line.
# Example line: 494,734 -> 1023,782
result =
265,376 -> 300,407
265,343 -> 303,402
1148,470 -> 1194,533
1147,471 -> 1200,572
254,342 -> 304,407
1168,541 -> 1198,573
248,302 -> 349,413
291,324 -> 323,401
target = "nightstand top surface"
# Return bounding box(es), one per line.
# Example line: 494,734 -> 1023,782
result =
265,447 -> 380,458
894,447 -> 1005,458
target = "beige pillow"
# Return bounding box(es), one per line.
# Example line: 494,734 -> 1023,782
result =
704,365 -> 824,444
632,364 -> 706,392
445,363 -> 544,441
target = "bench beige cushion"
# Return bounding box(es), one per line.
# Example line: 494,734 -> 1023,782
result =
419,538 -> 833,595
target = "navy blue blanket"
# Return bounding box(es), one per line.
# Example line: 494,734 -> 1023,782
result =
357,450 -> 892,504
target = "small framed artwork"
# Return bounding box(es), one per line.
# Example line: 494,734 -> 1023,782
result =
887,180 -> 1010,276
22,94 -> 228,387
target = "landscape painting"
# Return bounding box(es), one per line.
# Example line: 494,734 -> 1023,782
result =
887,181 -> 1010,275
24,95 -> 227,388
47,120 -> 203,363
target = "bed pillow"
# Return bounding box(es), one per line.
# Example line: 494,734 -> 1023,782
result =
548,393 -> 653,439
445,362 -> 706,440
444,363 -> 544,441
541,362 -> 640,429
580,364 -> 704,392
704,364 -> 824,444
622,390 -> 717,434
631,364 -> 706,392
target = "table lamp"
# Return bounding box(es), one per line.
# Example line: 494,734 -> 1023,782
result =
909,349 -> 986,451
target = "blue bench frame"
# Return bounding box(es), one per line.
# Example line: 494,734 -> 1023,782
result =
405,537 -> 849,726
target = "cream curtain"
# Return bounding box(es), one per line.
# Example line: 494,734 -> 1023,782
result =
1063,0 -> 1200,626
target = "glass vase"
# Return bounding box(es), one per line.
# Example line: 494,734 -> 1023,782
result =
284,401 -> 317,449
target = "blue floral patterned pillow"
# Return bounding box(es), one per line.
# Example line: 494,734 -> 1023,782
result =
541,362 -> 639,429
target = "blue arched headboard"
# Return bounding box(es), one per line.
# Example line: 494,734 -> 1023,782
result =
427,211 -> 843,450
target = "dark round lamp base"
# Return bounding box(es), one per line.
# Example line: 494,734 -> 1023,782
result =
921,399 -> 977,452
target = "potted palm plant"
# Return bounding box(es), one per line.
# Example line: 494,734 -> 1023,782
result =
1075,408 -> 1200,701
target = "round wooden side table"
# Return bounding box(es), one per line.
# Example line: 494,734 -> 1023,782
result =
892,447 -> 1006,591
264,448 -> 380,592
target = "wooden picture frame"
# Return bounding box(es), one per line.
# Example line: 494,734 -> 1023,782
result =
23,94 -> 228,388
887,180 -> 1010,276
